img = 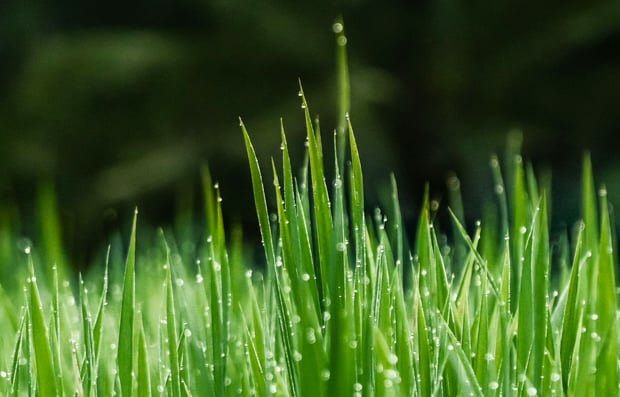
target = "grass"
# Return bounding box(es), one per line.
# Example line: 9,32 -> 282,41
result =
0,21 -> 619,397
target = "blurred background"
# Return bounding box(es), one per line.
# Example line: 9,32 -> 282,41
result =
2,0 -> 620,267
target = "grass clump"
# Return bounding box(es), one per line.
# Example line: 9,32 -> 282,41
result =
0,24 -> 619,397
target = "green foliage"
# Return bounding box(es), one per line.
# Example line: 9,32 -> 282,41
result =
1,24 -> 620,397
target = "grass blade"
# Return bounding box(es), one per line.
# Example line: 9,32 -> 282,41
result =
117,208 -> 138,396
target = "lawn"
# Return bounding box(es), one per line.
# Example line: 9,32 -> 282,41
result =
0,21 -> 617,397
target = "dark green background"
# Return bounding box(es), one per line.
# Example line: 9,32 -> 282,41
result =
2,0 -> 620,266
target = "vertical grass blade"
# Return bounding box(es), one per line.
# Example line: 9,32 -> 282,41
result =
27,258 -> 58,396
117,208 -> 138,397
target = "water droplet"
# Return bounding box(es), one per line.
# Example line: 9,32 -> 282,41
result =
0,371 -> 7,378
24,246 -> 31,254
301,273 -> 310,281
489,381 -> 499,390
590,313 -> 599,321
526,386 -> 537,396
320,369 -> 331,381
332,22 -> 343,33
306,328 -> 317,344
196,274 -> 204,284
175,278 -> 184,287
387,353 -> 398,365
293,351 -> 302,361
269,383 -> 277,393
184,329 -> 192,338
337,36 -> 347,46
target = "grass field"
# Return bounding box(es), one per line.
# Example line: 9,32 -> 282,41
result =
0,21 -> 618,397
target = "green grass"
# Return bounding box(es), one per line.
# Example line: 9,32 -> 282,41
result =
0,22 -> 619,397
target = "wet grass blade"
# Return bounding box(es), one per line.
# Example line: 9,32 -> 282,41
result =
27,257 -> 58,396
117,208 -> 138,397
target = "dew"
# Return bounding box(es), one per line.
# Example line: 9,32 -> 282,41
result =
349,340 -> 358,349
301,273 -> 310,281
293,351 -> 303,361
332,22 -> 344,33
298,90 -> 303,97
336,242 -> 346,252
489,157 -> 499,168
320,369 -> 331,381
0,371 -> 6,378
447,344 -> 454,351
306,328 -> 317,344
110,343 -> 117,350
337,36 -> 347,46
24,246 -> 31,254
520,226 -> 527,234
526,386 -> 537,396
196,274 -> 204,284
301,103 -> 307,109
213,261 -> 221,272
213,182 -> 219,189
323,311 -> 331,321
550,372 -> 561,382
387,353 -> 398,365
489,381 -> 499,390
269,384 -> 277,393
591,332 -> 601,342
157,385 -> 165,393
590,313 -> 599,321
485,352 -> 495,361
175,278 -> 184,287
495,185 -> 504,194
206,236 -> 213,243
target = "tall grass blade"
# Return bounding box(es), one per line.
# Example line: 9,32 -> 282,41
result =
117,208 -> 138,397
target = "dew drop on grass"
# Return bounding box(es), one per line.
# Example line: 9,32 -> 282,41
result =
196,274 -> 204,283
489,381 -> 499,390
306,328 -> 317,344
293,351 -> 302,361
301,273 -> 310,281
526,386 -> 537,396
175,278 -> 184,287
320,369 -> 331,381
550,372 -> 561,382
337,36 -> 348,46
387,353 -> 398,365
332,22 -> 343,33
0,370 -> 7,378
